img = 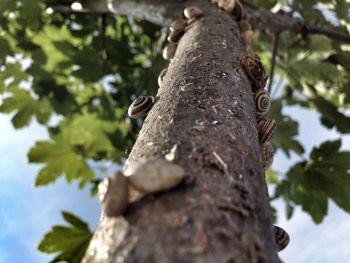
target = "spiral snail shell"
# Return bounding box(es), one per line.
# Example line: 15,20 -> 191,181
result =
163,42 -> 177,61
239,19 -> 252,32
99,171 -> 129,217
254,89 -> 271,116
128,157 -> 185,194
241,30 -> 254,48
170,19 -> 188,32
128,96 -> 154,119
274,226 -> 290,252
167,29 -> 184,43
257,117 -> 277,144
217,0 -> 236,13
261,142 -> 274,170
158,67 -> 168,87
184,6 -> 203,21
240,53 -> 268,92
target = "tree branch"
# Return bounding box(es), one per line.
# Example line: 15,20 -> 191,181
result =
306,24 -> 350,43
268,33 -> 279,94
246,7 -> 350,43
75,0 -> 350,44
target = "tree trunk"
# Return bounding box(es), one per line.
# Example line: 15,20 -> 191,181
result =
83,1 -> 278,262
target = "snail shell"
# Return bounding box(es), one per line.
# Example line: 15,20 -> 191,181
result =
128,96 -> 154,119
254,89 -> 271,116
170,19 -> 188,32
274,226 -> 290,252
128,157 -> 185,194
167,29 -> 184,43
99,171 -> 129,217
240,53 -> 268,92
158,67 -> 168,87
239,19 -> 251,32
162,42 -> 177,61
217,0 -> 236,13
241,30 -> 254,48
257,117 -> 277,144
184,6 -> 203,21
261,142 -> 274,170
232,0 -> 246,20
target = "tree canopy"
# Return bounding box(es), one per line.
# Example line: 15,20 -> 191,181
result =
1,0 -> 350,261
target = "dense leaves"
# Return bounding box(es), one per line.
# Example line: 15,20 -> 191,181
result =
1,1 -> 164,187
268,99 -> 304,157
274,140 -> 350,223
38,211 -> 93,263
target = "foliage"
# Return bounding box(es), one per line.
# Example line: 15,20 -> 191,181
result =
0,0 -> 350,261
38,211 -> 93,263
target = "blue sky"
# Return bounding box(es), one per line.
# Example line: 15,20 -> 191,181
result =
0,104 -> 350,263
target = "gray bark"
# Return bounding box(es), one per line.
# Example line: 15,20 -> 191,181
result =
83,1 -> 278,262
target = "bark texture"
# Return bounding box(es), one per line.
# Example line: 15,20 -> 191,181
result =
84,2 -> 278,263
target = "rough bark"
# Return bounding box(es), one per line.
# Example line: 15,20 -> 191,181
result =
83,1 -> 278,263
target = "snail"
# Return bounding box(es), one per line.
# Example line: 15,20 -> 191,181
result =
254,89 -> 271,116
232,0 -> 246,21
163,42 -> 177,61
274,226 -> 290,252
158,67 -> 168,87
184,6 -> 203,21
239,19 -> 251,32
241,30 -> 254,48
257,117 -> 277,144
261,142 -> 274,170
240,53 -> 268,92
170,19 -> 188,32
167,29 -> 184,43
99,158 -> 186,217
128,157 -> 185,194
217,0 -> 236,13
99,171 -> 129,217
128,96 -> 154,119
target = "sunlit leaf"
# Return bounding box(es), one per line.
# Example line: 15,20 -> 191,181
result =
38,211 -> 92,263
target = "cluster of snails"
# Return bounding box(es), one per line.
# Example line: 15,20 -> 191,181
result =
99,157 -> 185,217
240,53 -> 275,169
241,53 -> 290,252
128,6 -> 203,119
209,0 -> 289,252
210,0 -> 254,49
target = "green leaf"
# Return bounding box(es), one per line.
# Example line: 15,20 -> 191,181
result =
0,89 -> 52,128
59,113 -> 120,157
38,211 -> 93,263
266,169 -> 281,185
268,100 -> 304,156
283,139 -> 350,223
61,211 -> 90,231
313,97 -> 350,133
0,0 -> 16,15
287,163 -> 329,223
0,38 -> 13,62
28,133 -> 95,187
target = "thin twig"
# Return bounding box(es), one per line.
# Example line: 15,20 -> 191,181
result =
307,24 -> 350,44
268,33 -> 279,94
